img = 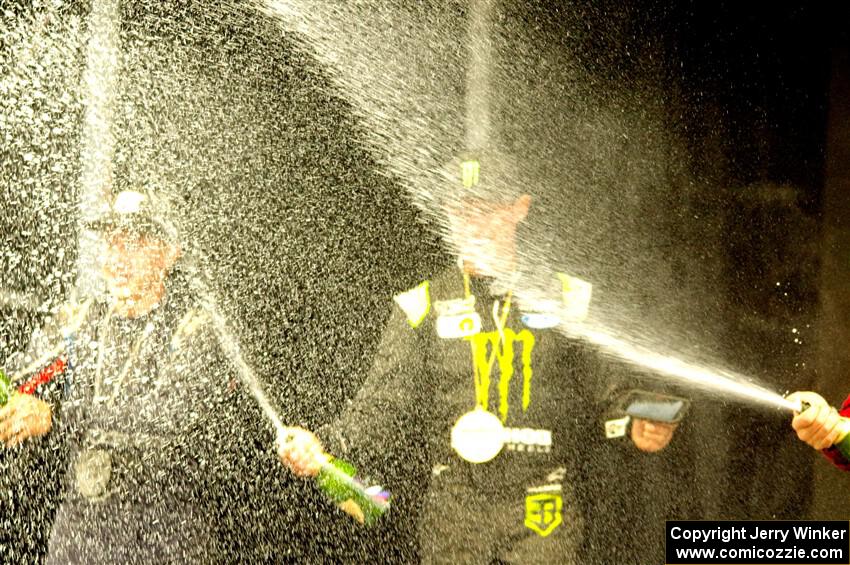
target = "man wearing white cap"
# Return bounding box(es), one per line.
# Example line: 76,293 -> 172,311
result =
0,189 -> 260,562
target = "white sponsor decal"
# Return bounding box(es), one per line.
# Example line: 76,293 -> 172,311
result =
437,312 -> 482,339
605,416 -> 631,439
451,409 -> 553,463
521,313 -> 560,329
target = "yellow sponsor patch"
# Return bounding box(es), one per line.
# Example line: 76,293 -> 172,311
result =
394,281 -> 431,328
461,159 -> 480,188
556,272 -> 593,321
525,492 -> 563,537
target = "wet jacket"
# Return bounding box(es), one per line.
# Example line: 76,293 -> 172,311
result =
324,267 -> 637,564
13,271 -> 269,563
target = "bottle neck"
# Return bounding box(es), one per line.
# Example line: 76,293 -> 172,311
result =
0,369 -> 11,406
833,419 -> 850,462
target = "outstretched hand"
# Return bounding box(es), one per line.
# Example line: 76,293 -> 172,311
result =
0,394 -> 52,448
788,391 -> 846,450
277,426 -> 328,477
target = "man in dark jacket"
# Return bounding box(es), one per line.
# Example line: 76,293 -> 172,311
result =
0,189 -> 273,562
279,165 -> 681,563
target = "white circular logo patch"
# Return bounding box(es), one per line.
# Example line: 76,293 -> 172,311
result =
450,408 -> 505,464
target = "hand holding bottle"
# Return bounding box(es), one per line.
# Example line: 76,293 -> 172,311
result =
0,393 -> 52,448
787,391 -> 849,450
276,426 -> 391,525
277,426 -> 328,477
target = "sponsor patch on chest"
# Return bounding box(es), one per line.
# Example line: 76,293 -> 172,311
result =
436,312 -> 482,338
435,296 -> 481,338
450,409 -> 553,463
520,312 -> 560,329
504,427 -> 552,453
525,490 -> 563,537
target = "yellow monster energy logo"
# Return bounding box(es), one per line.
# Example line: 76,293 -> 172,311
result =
467,328 -> 535,422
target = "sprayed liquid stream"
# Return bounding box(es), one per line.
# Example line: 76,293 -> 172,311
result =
185,269 -> 288,439
252,0 -> 803,417
193,276 -> 390,514
560,319 -> 801,412
459,1 -> 801,416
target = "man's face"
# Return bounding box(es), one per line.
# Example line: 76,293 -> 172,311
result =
446,194 -> 531,277
101,231 -> 177,316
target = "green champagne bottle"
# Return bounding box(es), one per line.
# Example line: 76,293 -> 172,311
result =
0,369 -> 11,407
833,419 -> 850,462
315,456 -> 391,526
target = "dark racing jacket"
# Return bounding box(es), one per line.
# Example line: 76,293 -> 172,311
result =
324,267 -> 656,564
6,270 -> 276,563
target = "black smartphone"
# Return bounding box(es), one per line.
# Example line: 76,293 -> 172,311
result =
617,390 -> 689,424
